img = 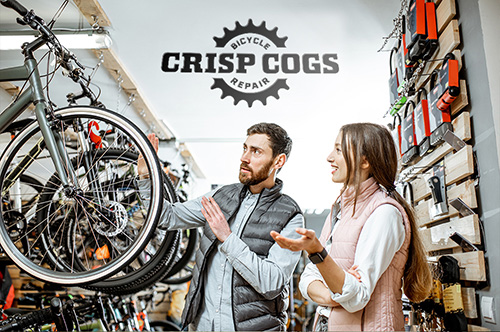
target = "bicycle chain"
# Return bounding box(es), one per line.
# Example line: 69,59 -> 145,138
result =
378,0 -> 408,52
384,60 -> 426,118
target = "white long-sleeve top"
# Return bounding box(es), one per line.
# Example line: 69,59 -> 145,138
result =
298,204 -> 405,313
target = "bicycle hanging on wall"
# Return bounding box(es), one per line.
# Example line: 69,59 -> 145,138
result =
0,0 -> 168,286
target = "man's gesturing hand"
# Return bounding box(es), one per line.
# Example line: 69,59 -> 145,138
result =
137,133 -> 159,178
201,196 -> 232,242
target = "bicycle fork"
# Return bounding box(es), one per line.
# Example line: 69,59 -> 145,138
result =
26,56 -> 78,194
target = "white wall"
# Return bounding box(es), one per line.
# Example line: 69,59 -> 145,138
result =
478,0 -> 500,170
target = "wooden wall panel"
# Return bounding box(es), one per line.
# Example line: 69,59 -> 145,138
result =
447,179 -> 478,213
444,145 -> 475,186
437,0 -> 457,34
420,214 -> 480,252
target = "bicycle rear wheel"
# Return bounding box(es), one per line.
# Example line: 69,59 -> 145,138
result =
0,106 -> 163,285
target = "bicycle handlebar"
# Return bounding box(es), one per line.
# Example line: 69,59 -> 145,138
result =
0,0 -> 28,16
2,0 -> 68,55
2,0 -> 102,107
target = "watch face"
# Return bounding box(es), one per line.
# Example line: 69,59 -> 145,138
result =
309,248 -> 327,264
309,253 -> 322,264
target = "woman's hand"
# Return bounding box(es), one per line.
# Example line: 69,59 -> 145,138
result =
270,227 -> 323,255
347,265 -> 361,282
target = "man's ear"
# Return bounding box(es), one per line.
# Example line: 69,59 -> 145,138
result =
274,153 -> 286,170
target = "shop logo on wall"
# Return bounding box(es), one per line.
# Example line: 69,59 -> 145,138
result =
161,20 -> 339,107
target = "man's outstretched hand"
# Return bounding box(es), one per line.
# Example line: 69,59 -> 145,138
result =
137,133 -> 159,179
201,196 -> 232,242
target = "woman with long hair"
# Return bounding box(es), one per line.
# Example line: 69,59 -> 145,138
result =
271,123 -> 432,331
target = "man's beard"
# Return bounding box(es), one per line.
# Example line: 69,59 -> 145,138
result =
239,159 -> 274,186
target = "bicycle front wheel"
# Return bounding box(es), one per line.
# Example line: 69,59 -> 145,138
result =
0,106 -> 164,285
82,169 -> 182,295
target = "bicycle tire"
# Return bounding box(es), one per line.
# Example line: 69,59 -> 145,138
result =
0,106 -> 164,285
83,172 -> 183,295
160,228 -> 198,285
163,227 -> 199,278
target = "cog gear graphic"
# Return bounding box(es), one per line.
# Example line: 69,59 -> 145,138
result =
211,78 -> 289,107
213,19 -> 288,48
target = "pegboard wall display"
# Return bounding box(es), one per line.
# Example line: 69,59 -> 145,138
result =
384,0 -> 491,331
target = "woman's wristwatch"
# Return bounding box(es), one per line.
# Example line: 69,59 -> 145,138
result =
308,248 -> 328,264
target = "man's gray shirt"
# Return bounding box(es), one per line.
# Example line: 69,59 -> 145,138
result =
139,181 -> 303,331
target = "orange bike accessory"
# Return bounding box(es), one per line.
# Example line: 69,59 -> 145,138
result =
407,0 -> 439,64
88,120 -> 103,149
95,244 -> 110,260
406,0 -> 427,65
436,55 -> 460,111
414,88 -> 432,156
408,0 -> 427,45
427,55 -> 456,146
422,0 -> 439,60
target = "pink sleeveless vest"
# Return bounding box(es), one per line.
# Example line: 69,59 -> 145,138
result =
316,177 -> 411,331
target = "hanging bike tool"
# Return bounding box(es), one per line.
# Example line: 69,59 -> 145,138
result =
427,161 -> 448,219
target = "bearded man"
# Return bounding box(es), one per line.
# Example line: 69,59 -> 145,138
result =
138,123 -> 304,331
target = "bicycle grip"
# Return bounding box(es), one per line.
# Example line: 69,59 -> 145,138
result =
0,308 -> 52,332
0,0 -> 28,16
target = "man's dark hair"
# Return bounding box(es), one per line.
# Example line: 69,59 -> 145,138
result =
247,123 -> 292,159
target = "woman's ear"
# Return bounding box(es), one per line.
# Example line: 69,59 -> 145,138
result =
360,156 -> 371,171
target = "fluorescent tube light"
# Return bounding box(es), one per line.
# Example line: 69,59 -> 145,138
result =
0,32 -> 112,50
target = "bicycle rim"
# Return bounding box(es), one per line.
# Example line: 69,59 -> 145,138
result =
0,106 -> 163,284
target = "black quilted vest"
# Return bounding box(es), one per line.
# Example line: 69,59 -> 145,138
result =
181,179 -> 302,331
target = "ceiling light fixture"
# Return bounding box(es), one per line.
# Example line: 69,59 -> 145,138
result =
0,30 -> 112,50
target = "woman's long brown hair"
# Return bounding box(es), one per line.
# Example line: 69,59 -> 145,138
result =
339,123 -> 432,303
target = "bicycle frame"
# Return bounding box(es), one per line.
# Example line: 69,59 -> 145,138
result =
0,36 -> 75,189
